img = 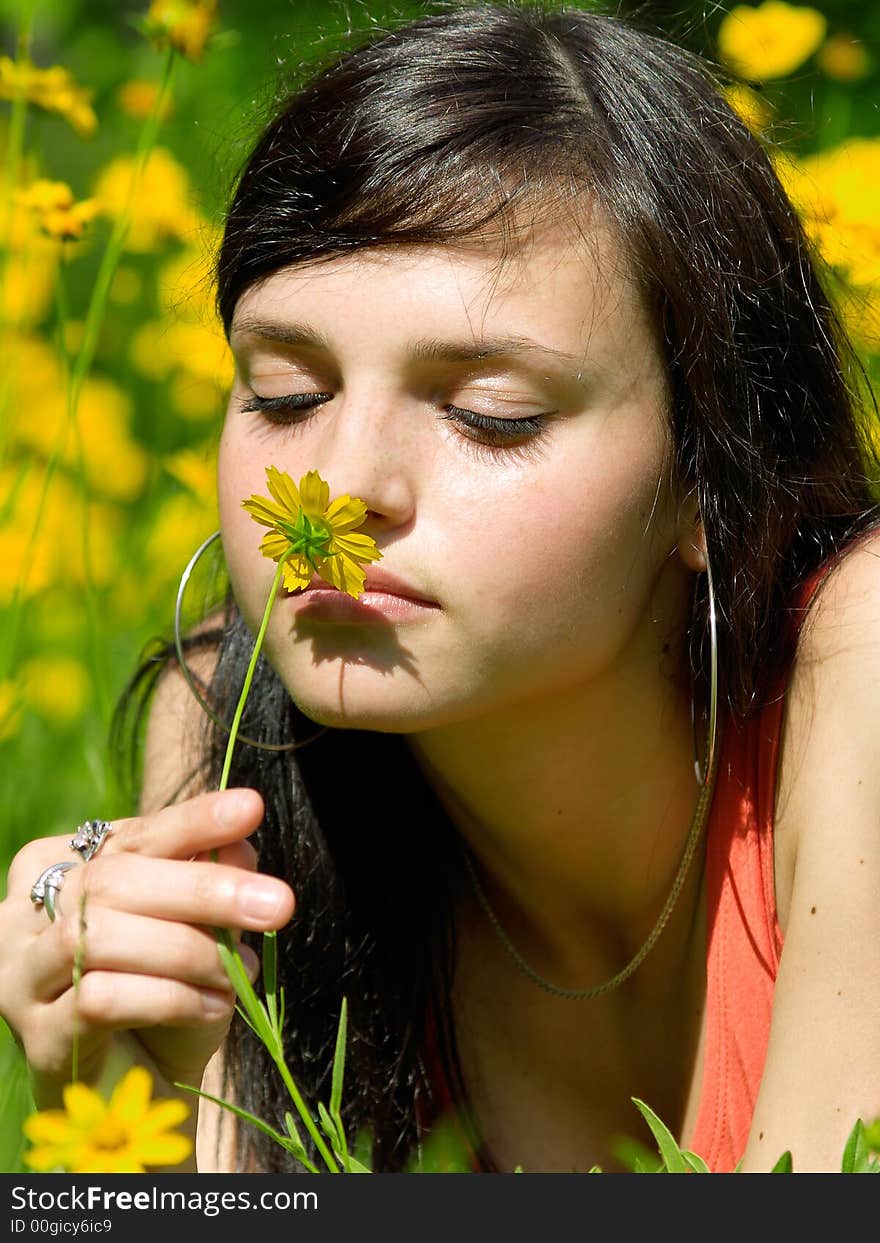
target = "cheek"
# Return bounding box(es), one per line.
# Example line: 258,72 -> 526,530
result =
217,426 -> 276,624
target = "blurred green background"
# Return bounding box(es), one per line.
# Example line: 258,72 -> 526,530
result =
1,0 -> 878,1171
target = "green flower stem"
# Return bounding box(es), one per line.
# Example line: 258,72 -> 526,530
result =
213,554 -> 342,1173
218,555 -> 288,793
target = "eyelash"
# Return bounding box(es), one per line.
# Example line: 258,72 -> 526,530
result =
235,392 -> 553,460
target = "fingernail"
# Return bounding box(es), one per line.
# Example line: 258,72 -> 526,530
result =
215,790 -> 250,828
238,881 -> 286,924
239,945 -> 261,982
202,991 -> 233,1020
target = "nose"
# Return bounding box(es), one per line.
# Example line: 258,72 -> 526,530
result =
301,392 -> 420,529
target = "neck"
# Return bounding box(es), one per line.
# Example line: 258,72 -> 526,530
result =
405,638 -> 708,992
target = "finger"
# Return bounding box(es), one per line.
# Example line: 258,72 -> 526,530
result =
54,971 -> 240,1036
193,839 -> 258,870
29,908 -> 261,1000
61,854 -> 294,933
108,789 -> 265,862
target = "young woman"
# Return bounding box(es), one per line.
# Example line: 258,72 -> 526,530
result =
2,3 -> 879,1174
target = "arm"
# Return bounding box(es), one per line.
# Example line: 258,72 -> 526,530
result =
740,532 -> 880,1172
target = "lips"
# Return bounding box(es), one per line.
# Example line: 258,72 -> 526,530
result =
302,566 -> 438,606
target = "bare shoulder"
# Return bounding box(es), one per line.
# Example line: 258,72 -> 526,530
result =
744,525 -> 880,1170
139,616 -> 224,815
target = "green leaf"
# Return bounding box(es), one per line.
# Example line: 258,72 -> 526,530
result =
630,1098 -> 690,1173
284,1111 -> 303,1149
344,1154 -> 372,1173
682,1150 -> 711,1173
263,931 -> 278,1027
216,939 -> 274,1045
841,1119 -> 869,1173
175,1083 -> 316,1170
318,1100 -> 345,1156
770,1150 -> 793,1173
330,996 -> 348,1120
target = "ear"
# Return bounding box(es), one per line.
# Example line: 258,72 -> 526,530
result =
676,487 -> 707,573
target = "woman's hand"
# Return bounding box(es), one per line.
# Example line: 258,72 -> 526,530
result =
0,788 -> 294,1109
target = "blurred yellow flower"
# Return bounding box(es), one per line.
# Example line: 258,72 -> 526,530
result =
780,140 -> 880,287
722,82 -> 773,135
116,78 -> 175,120
16,179 -> 101,242
20,654 -> 90,727
163,445 -> 218,504
0,198 -> 61,326
24,1066 -> 191,1173
142,491 -> 219,592
6,359 -> 149,503
816,33 -> 871,83
0,680 -> 23,743
838,285 -> 880,354
0,57 -> 97,136
158,239 -> 220,324
718,2 -> 827,81
0,466 -> 122,602
91,148 -> 203,252
130,318 -> 233,418
145,0 -> 220,65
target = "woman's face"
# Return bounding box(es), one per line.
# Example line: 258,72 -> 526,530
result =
218,217 -> 696,733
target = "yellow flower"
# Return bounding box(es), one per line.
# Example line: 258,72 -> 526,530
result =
23,1066 -> 192,1174
144,1 -> 220,64
0,57 -> 97,135
717,2 -> 827,81
15,179 -> 101,242
778,140 -> 880,286
91,148 -> 203,252
817,33 -> 871,83
20,654 -> 90,728
116,78 -> 175,120
242,466 -> 383,597
722,82 -> 773,135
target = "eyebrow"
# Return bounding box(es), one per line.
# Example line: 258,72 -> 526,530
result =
229,316 -> 585,370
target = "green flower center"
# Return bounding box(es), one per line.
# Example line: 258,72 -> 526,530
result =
279,509 -> 338,570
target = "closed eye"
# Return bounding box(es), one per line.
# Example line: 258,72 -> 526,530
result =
235,391 -> 554,460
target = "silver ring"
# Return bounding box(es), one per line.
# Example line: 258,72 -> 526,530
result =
69,819 -> 113,863
30,862 -> 77,922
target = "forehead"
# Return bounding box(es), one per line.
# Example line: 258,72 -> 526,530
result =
230,208 -> 647,341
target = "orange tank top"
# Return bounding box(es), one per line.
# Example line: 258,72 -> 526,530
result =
416,544 -> 854,1173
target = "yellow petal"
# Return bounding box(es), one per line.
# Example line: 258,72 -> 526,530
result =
281,556 -> 315,592
24,1145 -> 71,1172
62,1082 -> 106,1129
297,469 -> 330,515
23,1111 -> 76,1144
135,1133 -> 193,1165
315,552 -> 366,598
329,531 -> 384,562
259,531 -> 292,560
242,495 -> 288,528
324,493 -> 368,533
108,1065 -> 153,1122
75,1152 -> 145,1174
139,1098 -> 190,1136
265,465 -> 301,515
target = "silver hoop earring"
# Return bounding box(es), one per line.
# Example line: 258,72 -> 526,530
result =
174,530 -> 329,753
690,546 -> 718,787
